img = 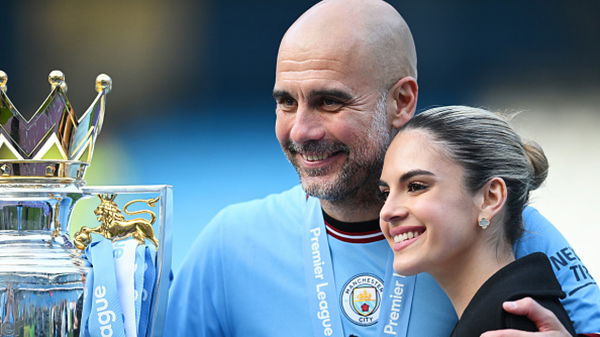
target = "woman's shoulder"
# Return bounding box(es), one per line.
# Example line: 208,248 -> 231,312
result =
454,253 -> 575,335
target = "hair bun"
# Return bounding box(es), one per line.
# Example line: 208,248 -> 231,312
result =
523,141 -> 549,190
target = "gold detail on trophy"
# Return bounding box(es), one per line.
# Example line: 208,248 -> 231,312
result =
48,70 -> 67,91
95,73 -> 112,94
0,70 -> 7,92
0,164 -> 9,176
0,70 -> 111,182
74,194 -> 160,250
45,165 -> 56,176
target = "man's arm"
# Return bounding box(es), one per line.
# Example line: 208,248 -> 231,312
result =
518,207 -> 600,332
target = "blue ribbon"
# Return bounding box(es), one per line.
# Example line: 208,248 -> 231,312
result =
304,196 -> 346,337
113,238 -> 138,337
134,245 -> 144,330
80,237 -> 158,337
82,239 -> 127,337
303,196 -> 416,337
377,267 -> 416,337
138,244 -> 157,337
79,243 -> 94,336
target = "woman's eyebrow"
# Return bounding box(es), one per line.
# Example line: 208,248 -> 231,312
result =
399,169 -> 434,183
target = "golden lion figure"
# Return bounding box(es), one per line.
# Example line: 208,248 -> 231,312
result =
74,194 -> 160,250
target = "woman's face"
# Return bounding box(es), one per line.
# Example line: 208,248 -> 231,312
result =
378,129 -> 483,276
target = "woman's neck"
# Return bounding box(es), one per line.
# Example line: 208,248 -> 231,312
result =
432,241 -> 515,318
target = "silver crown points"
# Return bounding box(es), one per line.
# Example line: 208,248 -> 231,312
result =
0,70 -> 112,182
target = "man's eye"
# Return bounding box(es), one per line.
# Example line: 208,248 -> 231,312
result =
276,97 -> 297,110
407,182 -> 427,193
321,98 -> 343,111
281,97 -> 296,106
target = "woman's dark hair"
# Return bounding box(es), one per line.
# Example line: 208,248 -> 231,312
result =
400,106 -> 548,245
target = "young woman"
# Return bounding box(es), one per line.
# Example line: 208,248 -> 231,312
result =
378,106 -> 575,335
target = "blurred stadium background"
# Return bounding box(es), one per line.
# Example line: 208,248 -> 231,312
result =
0,1 -> 598,279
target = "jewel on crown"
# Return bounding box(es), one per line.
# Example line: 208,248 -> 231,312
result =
0,70 -> 111,183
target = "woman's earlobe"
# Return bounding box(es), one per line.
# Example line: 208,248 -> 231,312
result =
479,177 -> 508,222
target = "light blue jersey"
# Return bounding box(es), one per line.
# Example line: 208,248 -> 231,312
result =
516,207 -> 600,332
166,185 -> 600,336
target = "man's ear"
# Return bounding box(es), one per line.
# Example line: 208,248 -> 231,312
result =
478,177 -> 508,223
389,76 -> 418,129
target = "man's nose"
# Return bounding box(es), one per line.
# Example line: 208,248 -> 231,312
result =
289,107 -> 326,143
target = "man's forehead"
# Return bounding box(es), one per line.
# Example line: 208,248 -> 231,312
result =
273,62 -> 370,97
276,55 -> 347,76
278,35 -> 361,65
275,43 -> 376,89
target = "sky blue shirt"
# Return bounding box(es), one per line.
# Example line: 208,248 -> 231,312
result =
166,185 -> 600,336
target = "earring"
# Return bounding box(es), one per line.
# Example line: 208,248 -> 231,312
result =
479,218 -> 490,229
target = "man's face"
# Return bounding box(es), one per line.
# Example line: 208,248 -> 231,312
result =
273,46 -> 393,201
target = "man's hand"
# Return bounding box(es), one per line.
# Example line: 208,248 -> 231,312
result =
480,297 -> 572,337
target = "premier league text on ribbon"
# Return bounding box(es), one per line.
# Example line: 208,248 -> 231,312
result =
310,226 -> 334,336
94,285 -> 118,337
383,274 -> 406,335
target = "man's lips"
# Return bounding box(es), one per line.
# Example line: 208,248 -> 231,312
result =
301,152 -> 332,161
297,151 -> 345,167
285,140 -> 349,165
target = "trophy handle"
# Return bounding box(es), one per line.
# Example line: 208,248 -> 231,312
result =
79,185 -> 172,337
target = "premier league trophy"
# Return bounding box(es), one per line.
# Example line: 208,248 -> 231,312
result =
0,70 -> 172,337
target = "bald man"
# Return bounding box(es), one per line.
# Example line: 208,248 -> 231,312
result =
166,1 -> 600,336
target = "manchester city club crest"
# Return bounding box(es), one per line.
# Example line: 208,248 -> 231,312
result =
340,274 -> 383,326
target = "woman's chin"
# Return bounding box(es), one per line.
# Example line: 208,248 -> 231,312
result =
392,260 -> 421,276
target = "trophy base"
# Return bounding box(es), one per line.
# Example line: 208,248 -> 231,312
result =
0,231 -> 86,337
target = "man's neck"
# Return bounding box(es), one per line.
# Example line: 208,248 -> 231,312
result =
320,196 -> 383,223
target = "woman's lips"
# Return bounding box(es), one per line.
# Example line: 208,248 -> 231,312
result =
388,226 -> 426,252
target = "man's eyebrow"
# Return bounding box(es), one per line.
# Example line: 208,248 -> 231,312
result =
308,89 -> 352,101
272,90 -> 292,100
377,180 -> 389,187
400,169 -> 434,183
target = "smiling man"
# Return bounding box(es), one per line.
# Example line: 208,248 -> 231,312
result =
273,1 -> 413,219
166,1 -> 600,336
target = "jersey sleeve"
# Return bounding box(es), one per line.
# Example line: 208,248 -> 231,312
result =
516,206 -> 600,333
164,210 -> 231,337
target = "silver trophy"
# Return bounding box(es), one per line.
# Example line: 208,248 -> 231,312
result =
0,70 -> 171,337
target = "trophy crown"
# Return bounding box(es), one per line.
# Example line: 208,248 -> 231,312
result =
0,70 -> 111,184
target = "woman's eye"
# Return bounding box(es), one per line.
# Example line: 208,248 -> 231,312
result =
378,190 -> 389,201
407,182 -> 427,193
